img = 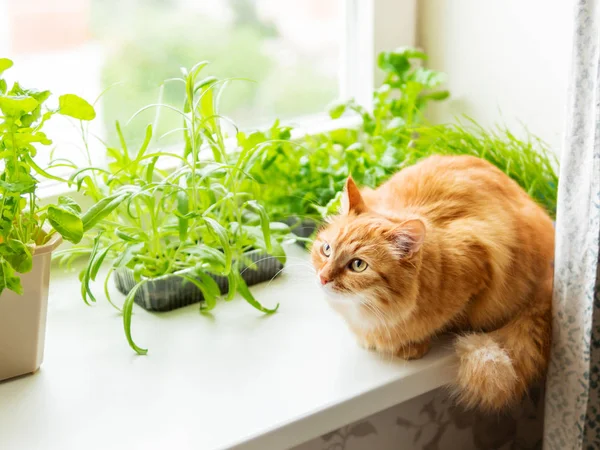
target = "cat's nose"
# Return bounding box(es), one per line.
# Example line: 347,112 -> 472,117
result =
319,275 -> 329,285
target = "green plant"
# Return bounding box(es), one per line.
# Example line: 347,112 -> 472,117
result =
246,47 -> 449,222
304,119 -> 559,220
58,62 -> 293,354
0,58 -> 95,295
331,48 -> 450,128
247,47 -> 558,224
401,120 -> 559,218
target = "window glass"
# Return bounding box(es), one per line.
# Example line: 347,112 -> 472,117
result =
1,0 -> 341,170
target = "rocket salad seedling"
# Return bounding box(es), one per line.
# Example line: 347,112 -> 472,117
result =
57,62 -> 293,354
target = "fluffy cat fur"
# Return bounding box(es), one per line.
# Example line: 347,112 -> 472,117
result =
311,155 -> 554,411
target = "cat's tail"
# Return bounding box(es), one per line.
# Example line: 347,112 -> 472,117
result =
452,276 -> 552,411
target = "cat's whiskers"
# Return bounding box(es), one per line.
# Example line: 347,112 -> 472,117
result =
264,262 -> 317,290
280,256 -> 318,271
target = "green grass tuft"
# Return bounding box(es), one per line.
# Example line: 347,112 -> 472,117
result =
403,119 -> 559,218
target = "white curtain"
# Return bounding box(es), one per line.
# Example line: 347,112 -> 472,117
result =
544,0 -> 600,448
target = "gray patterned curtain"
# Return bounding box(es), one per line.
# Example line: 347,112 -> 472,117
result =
544,1 -> 600,449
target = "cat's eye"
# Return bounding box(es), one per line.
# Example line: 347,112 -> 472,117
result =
321,242 -> 332,257
350,259 -> 368,272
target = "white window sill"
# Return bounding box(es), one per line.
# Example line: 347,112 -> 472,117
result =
0,245 -> 456,450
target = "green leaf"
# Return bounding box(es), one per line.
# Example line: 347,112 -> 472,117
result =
313,191 -> 343,219
378,51 -> 410,76
421,90 -> 450,101
177,190 -> 189,242
0,95 -> 38,116
180,244 -> 226,274
245,200 -> 272,253
269,239 -> 287,265
24,154 -> 68,183
0,177 -> 36,194
328,101 -> 347,119
178,271 -> 220,311
103,268 -> 122,312
75,174 -> 93,191
114,243 -> 144,268
0,58 -> 13,75
190,62 -> 211,85
0,260 -> 23,295
385,117 -> 406,132
27,89 -> 51,104
122,280 -> 148,355
236,273 -> 279,314
195,75 -> 218,94
379,49 -> 426,73
199,80 -> 218,132
58,94 -> 96,120
0,240 -> 32,273
226,270 -> 238,301
90,245 -> 117,281
145,155 -> 159,183
114,121 -> 130,163
47,205 -> 84,244
203,217 -> 231,274
58,195 -> 82,214
133,124 -> 153,164
114,228 -> 144,243
81,193 -> 128,231
80,234 -> 101,304
413,68 -> 445,88
269,222 -> 291,234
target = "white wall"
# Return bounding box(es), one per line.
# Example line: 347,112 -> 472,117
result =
418,0 -> 574,154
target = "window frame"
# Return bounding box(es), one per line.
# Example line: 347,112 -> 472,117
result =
340,0 -> 417,108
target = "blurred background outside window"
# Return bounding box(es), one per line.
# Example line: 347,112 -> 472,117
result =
0,0 -> 342,175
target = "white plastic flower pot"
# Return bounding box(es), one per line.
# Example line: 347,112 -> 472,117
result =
0,233 -> 61,381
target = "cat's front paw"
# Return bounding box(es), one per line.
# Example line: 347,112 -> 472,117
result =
354,331 -> 398,354
356,335 -> 376,351
396,339 -> 431,360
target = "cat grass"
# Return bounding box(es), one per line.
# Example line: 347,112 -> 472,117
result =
402,120 -> 559,219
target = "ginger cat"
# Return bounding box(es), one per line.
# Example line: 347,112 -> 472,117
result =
311,155 -> 554,411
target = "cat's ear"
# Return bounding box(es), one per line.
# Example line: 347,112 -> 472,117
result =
387,219 -> 426,258
341,176 -> 367,214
